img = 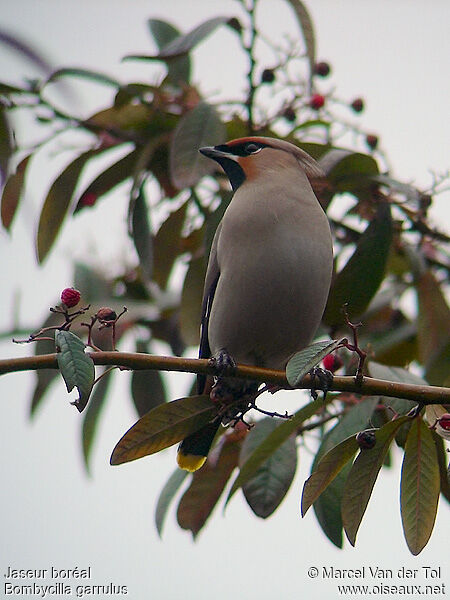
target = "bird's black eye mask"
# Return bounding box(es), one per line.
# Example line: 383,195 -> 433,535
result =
215,141 -> 268,157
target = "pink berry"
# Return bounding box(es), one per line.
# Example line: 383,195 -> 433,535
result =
79,192 -> 97,207
366,134 -> 379,149
61,287 -> 81,308
322,353 -> 343,373
310,94 -> 325,110
438,414 -> 450,431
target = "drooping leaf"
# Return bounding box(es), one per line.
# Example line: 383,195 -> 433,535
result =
148,19 -> 191,85
323,150 -> 379,193
324,202 -> 393,327
1,154 -> 30,230
309,397 -> 378,546
226,396 -> 329,506
37,150 -> 97,262
416,270 -> 450,386
131,185 -> 153,282
286,339 -> 341,386
155,468 -> 188,538
110,395 -> 217,465
177,434 -> 241,537
302,435 -> 360,516
55,330 -> 95,413
0,103 -> 13,186
400,418 -> 440,555
341,415 -> 409,546
241,418 -> 297,519
170,101 -> 226,189
0,30 -> 53,74
180,255 -> 205,346
126,16 -> 231,61
153,201 -> 188,289
82,368 -> 113,473
46,67 -> 120,87
131,341 -> 166,418
75,148 -> 137,212
285,0 -> 315,88
73,262 -> 112,302
432,432 -> 450,505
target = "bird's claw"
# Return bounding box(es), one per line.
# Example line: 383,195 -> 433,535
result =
309,367 -> 334,401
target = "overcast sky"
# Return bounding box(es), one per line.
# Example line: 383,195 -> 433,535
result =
0,2 -> 449,599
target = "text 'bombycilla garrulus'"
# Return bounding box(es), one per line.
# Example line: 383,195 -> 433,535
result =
177,136 -> 333,471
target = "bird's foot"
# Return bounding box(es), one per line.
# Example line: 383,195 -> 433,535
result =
309,367 -> 334,401
208,348 -> 236,377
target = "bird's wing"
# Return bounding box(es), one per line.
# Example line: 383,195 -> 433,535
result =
197,222 -> 222,394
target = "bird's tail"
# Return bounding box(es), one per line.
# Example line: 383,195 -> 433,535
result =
176,417 -> 221,472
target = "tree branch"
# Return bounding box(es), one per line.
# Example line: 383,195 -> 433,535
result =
1,352 -> 449,404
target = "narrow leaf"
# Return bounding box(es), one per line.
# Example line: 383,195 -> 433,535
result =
180,255 -> 205,346
241,418 -> 297,519
285,0 -> 315,88
46,67 -> 120,87
302,435 -> 360,516
82,368 -> 113,473
342,416 -> 409,546
153,201 -> 188,289
226,396 -> 328,506
155,468 -> 188,537
401,418 -> 440,555
131,186 -> 153,282
368,361 -> 424,415
37,150 -> 97,262
148,19 -> 191,84
1,154 -> 30,230
30,312 -> 61,417
55,330 -> 95,413
324,202 -> 393,327
131,341 -> 166,417
0,103 -> 13,186
286,339 -> 341,386
170,101 -> 226,189
177,435 -> 241,537
110,395 -> 217,465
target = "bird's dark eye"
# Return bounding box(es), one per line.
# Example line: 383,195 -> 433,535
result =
244,143 -> 261,154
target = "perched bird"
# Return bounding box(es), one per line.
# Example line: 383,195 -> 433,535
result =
177,136 -> 333,471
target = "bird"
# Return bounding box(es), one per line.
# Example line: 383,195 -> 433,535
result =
177,136 -> 333,471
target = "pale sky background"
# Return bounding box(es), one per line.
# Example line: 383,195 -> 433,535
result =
0,2 -> 449,599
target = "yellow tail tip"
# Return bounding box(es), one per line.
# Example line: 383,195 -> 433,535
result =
177,451 -> 207,472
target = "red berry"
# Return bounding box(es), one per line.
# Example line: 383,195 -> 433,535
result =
366,134 -> 379,150
322,353 -> 343,373
310,94 -> 325,110
60,287 -> 81,309
356,430 -> 376,450
282,106 -> 296,122
351,97 -> 364,113
79,192 -> 97,207
438,414 -> 450,431
313,61 -> 331,77
261,68 -> 275,83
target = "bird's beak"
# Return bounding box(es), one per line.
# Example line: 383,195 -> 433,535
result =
199,146 -> 238,161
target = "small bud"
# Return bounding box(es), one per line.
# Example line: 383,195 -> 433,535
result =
261,68 -> 275,84
60,287 -> 81,309
313,61 -> 331,77
350,97 -> 364,113
282,106 -> 296,122
309,94 -> 325,110
322,353 -> 343,373
366,134 -> 379,150
356,429 -> 376,450
96,307 -> 117,322
227,17 -> 243,34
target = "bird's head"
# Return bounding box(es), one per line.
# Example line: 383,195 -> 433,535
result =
199,136 -> 324,191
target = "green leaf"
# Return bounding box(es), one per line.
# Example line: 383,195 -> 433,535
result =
55,330 -> 95,413
0,104 -> 13,186
131,185 -> 153,283
432,432 -> 450,505
110,395 -> 217,466
302,435 -> 360,516
75,148 -> 137,212
73,262 -> 112,302
131,341 -> 166,418
401,418 -> 440,555
170,101 -> 226,189
82,368 -> 113,473
180,255 -> 205,346
368,361 -> 423,415
416,270 -> 450,386
226,396 -> 328,506
177,435 -> 241,537
46,67 -> 120,87
155,468 -> 188,538
341,415 -> 409,546
324,202 -> 393,327
285,0 -> 315,88
241,418 -> 297,519
37,150 -> 97,262
148,19 -> 191,85
286,339 -> 341,386
153,201 -> 188,289
126,16 -> 231,61
321,149 -> 379,195
1,154 -> 30,230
